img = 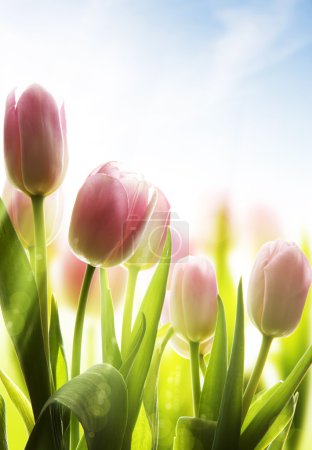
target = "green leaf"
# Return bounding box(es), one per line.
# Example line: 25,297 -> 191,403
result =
0,395 -> 8,450
49,295 -> 68,390
143,324 -> 174,449
122,231 -> 171,448
267,396 -> 297,450
0,198 -> 51,418
173,417 -> 216,450
254,394 -> 298,450
199,296 -> 227,421
0,369 -> 34,434
76,435 -> 88,450
100,269 -> 122,369
119,314 -> 146,380
212,279 -> 245,450
242,382 -> 282,432
25,364 -> 128,450
240,345 -> 312,450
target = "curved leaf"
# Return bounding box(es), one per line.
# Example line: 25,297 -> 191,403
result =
100,269 -> 122,369
25,364 -> 128,450
240,345 -> 312,450
173,417 -> 216,450
0,395 -> 8,450
267,396 -> 297,450
199,296 -> 227,421
254,393 -> 298,450
122,232 -> 171,448
49,295 -> 68,390
0,198 -> 51,418
0,369 -> 34,434
119,314 -> 146,380
212,279 -> 244,450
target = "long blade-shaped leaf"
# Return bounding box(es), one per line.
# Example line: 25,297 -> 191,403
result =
242,382 -> 282,432
143,324 -> 173,449
49,295 -> 68,390
212,279 -> 244,450
123,232 -> 171,448
267,397 -> 297,450
120,314 -> 146,380
240,345 -> 312,450
173,417 -> 216,450
0,370 -> 34,434
25,364 -> 128,450
0,395 -> 8,450
100,268 -> 122,369
0,198 -> 51,418
254,393 -> 298,450
199,296 -> 227,421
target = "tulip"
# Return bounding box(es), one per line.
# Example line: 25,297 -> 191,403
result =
2,181 -> 63,249
247,239 -> 312,337
126,187 -> 170,270
4,84 -> 67,196
69,162 -> 155,267
242,239 -> 312,420
170,256 -> 218,343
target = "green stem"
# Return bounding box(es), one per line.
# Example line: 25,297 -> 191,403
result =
242,334 -> 273,421
31,196 -> 49,370
189,341 -> 201,417
70,263 -> 96,450
121,267 -> 139,357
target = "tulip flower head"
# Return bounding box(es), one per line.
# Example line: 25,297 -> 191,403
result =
69,162 -> 156,267
3,181 -> 63,248
126,187 -> 170,270
170,256 -> 218,343
247,239 -> 312,337
4,84 -> 67,196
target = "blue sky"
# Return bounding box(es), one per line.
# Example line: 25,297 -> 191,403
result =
0,0 -> 312,242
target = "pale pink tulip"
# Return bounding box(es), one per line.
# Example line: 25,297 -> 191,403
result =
170,256 -> 218,342
4,84 -> 67,196
247,240 -> 312,337
69,162 -> 155,267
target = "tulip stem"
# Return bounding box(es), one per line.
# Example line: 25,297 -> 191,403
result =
31,196 -> 50,372
242,334 -> 273,421
70,263 -> 96,450
121,267 -> 139,358
190,341 -> 201,417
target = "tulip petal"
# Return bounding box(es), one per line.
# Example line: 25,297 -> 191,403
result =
262,244 -> 312,336
69,174 -> 129,266
17,84 -> 64,195
3,90 -> 24,191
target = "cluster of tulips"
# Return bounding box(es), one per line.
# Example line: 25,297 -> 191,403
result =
0,84 -> 311,450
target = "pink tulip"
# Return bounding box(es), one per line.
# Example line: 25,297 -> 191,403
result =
4,84 -> 67,196
69,162 -> 155,267
247,240 -> 312,337
170,256 -> 218,343
126,187 -> 170,269
2,181 -> 63,248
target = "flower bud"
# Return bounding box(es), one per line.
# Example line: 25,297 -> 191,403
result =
247,239 -> 312,337
2,181 -> 63,248
69,162 -> 155,267
4,84 -> 67,196
170,256 -> 218,343
126,187 -> 170,270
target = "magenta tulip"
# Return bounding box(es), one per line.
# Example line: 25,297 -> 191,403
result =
4,84 -> 67,196
69,162 -> 155,267
170,256 -> 218,343
247,239 -> 312,337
